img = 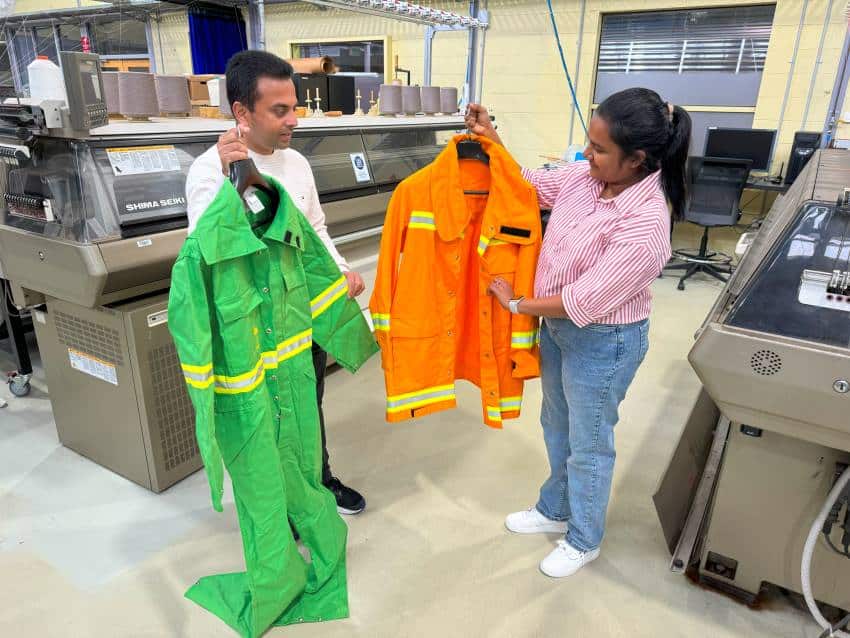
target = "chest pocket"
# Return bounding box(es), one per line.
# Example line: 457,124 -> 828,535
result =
214,286 -> 264,377
484,239 -> 520,275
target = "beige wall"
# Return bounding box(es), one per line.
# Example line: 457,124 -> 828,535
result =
8,0 -> 850,168
11,0 -> 107,12
259,0 -> 848,171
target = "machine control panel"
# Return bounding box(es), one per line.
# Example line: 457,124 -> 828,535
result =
799,269 -> 850,312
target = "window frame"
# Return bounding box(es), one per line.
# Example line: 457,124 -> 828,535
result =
287,35 -> 392,81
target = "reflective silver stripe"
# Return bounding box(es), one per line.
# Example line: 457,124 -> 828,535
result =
500,399 -> 522,409
311,277 -> 348,317
477,237 -> 489,256
278,333 -> 312,360
387,387 -> 455,410
183,369 -> 212,383
214,365 -> 265,391
409,215 -> 436,225
511,331 -> 538,346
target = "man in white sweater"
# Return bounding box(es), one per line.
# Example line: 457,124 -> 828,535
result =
185,50 -> 367,515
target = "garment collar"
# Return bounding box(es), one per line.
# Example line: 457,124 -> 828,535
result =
429,134 -> 539,243
591,169 -> 662,214
192,176 -> 304,265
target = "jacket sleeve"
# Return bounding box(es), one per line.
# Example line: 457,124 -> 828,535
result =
300,219 -> 379,373
510,233 -> 542,380
368,187 -> 409,370
168,248 -> 224,512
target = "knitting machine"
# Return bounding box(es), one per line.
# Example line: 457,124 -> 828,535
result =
655,150 -> 850,624
0,57 -> 466,491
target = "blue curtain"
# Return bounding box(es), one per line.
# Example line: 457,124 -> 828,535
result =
188,6 -> 247,75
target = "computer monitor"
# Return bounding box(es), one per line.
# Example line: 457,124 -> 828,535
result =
704,127 -> 777,172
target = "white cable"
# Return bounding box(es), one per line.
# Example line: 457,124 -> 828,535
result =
802,465 -> 850,638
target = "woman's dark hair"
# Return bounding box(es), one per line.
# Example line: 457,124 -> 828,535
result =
595,87 -> 692,220
226,50 -> 294,112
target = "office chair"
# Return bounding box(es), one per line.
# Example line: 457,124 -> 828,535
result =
665,156 -> 752,290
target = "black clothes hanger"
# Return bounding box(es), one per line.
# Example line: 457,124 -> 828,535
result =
457,123 -> 490,196
229,128 -> 280,225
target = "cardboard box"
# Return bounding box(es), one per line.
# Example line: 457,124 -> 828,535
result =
187,74 -> 217,103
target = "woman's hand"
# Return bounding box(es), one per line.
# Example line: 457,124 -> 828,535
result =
465,104 -> 502,145
488,277 -> 515,310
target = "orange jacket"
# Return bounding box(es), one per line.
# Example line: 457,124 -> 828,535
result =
369,135 -> 541,428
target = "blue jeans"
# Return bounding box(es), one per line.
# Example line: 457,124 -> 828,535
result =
535,317 -> 649,552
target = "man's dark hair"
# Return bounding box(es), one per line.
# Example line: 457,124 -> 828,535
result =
225,50 -> 294,111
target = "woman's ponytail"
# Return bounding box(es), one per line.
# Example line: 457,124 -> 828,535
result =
661,105 -> 692,220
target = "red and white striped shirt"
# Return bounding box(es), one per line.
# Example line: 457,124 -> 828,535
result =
522,162 -> 671,327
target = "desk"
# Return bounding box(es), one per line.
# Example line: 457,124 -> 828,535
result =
745,177 -> 790,216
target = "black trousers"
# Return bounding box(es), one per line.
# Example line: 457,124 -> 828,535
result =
311,342 -> 333,484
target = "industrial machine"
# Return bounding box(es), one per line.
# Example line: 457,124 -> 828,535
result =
655,150 -> 850,625
0,55 -> 465,492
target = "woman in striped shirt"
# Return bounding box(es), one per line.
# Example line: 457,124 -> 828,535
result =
466,88 -> 691,578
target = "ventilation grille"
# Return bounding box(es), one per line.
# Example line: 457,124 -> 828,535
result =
149,341 -> 198,471
54,311 -> 123,365
750,350 -> 782,376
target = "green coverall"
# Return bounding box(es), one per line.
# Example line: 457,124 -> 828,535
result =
168,178 -> 378,637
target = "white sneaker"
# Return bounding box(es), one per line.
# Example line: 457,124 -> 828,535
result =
539,540 -> 600,578
505,508 -> 568,534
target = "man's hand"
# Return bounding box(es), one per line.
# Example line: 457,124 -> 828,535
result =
343,270 -> 366,298
487,277 -> 515,310
217,125 -> 249,176
465,104 -> 502,145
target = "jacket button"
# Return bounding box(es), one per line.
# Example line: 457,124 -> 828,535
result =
454,254 -> 460,261
263,287 -> 269,293
447,330 -> 453,336
448,290 -> 455,297
489,391 -> 495,397
482,310 -> 488,317
266,328 -> 272,334
484,353 -> 490,358
274,395 -> 279,402
270,375 -> 277,381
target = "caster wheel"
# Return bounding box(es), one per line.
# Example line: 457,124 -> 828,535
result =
677,282 -> 685,291
9,376 -> 30,397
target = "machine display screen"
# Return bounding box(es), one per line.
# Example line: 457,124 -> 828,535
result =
726,202 -> 850,348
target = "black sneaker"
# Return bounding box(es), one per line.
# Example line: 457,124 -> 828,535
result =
324,477 -> 366,515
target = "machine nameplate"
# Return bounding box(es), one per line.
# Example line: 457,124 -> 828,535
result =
68,348 -> 118,385
147,310 -> 168,328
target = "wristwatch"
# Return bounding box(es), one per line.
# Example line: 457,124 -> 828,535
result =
508,296 -> 525,314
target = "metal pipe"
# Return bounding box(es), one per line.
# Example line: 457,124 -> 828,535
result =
257,0 -> 266,50
463,0 -> 480,109
775,0 -> 809,157
144,17 -> 157,73
568,0 -> 586,148
423,26 -> 436,87
801,0 -> 834,129
823,25 -> 850,148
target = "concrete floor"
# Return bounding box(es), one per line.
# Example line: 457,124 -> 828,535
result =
0,221 -> 819,637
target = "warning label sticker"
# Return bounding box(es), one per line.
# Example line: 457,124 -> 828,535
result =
68,348 -> 118,386
106,145 -> 181,176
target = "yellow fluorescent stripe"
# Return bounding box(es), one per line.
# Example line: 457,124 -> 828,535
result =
512,331 -> 537,338
311,286 -> 348,318
371,313 -> 390,319
411,210 -> 434,218
374,325 -> 390,332
490,239 -> 508,246
386,394 -> 456,413
387,383 -> 456,402
181,362 -> 212,374
184,376 -> 214,389
512,343 -> 535,350
408,223 -> 436,230
279,328 -> 312,349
